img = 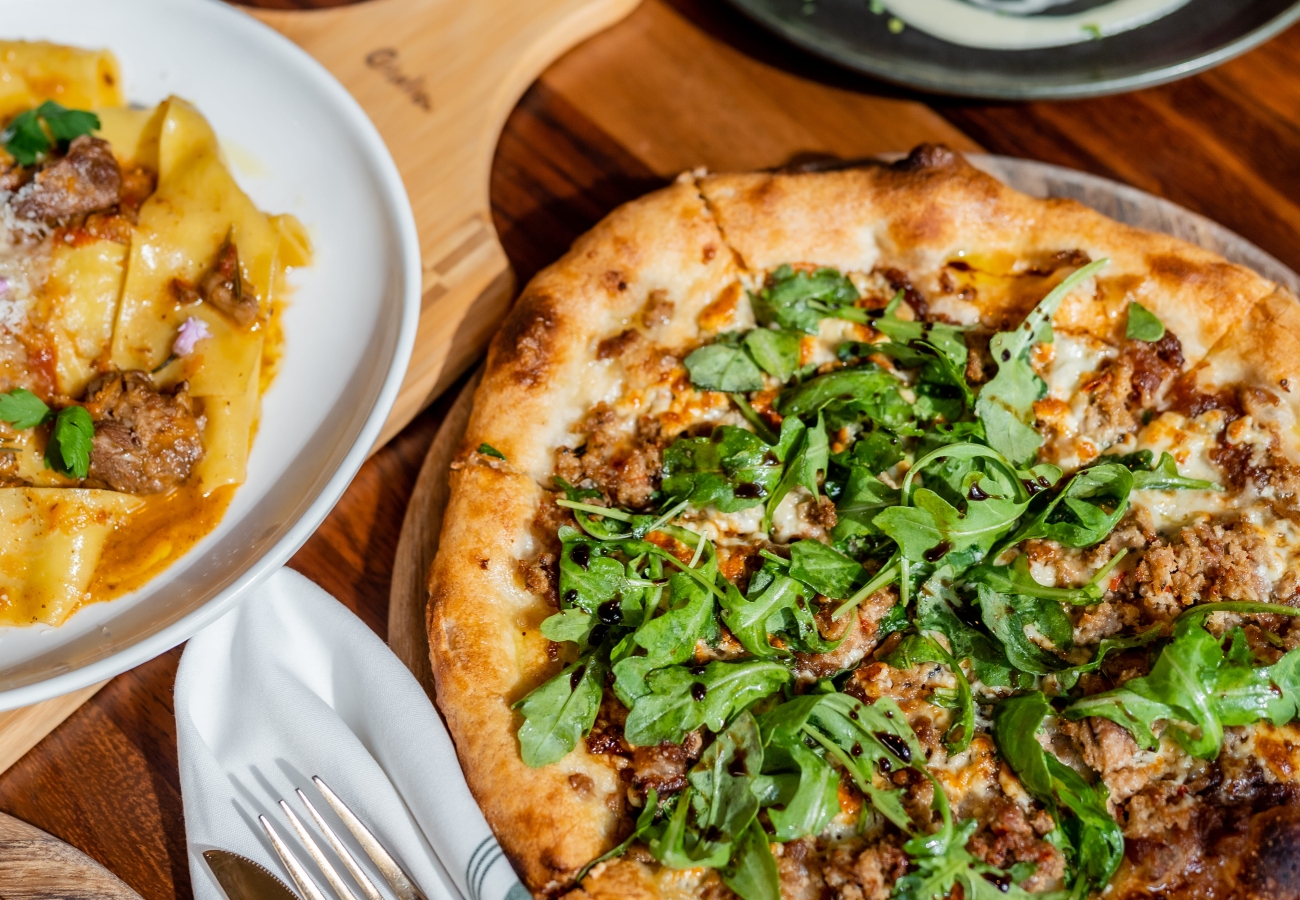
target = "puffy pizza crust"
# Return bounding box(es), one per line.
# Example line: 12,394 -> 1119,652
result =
427,146 -> 1290,895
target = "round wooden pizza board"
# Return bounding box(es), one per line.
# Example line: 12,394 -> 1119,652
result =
0,811 -> 142,899
386,154 -> 1300,694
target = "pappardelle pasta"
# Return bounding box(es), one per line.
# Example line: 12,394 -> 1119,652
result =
0,40 -> 310,626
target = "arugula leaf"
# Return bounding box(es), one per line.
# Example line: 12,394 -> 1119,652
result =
45,405 -> 93,479
967,551 -> 1129,606
477,442 -> 506,460
764,414 -> 828,526
841,428 -> 905,475
730,393 -> 779,444
540,608 -> 595,645
621,659 -> 792,746
687,712 -> 764,857
993,692 -> 1124,893
514,655 -> 605,767
685,340 -> 764,392
1126,301 -> 1165,342
977,585 -> 1072,676
874,444 -> 1028,564
0,388 -> 51,430
648,714 -> 780,900
873,292 -> 969,371
722,559 -> 840,659
916,567 -> 1026,690
975,259 -> 1109,465
1131,451 -> 1220,492
894,817 -> 1032,900
1063,620 -> 1300,759
558,532 -> 649,615
883,632 -> 974,753
1053,625 -> 1163,691
788,539 -> 863,599
1004,463 -> 1133,550
2,101 -> 100,165
751,265 -> 859,333
760,730 -> 840,841
721,821 -> 781,900
777,368 -> 914,432
743,328 -> 802,383
631,571 -> 718,664
831,465 -> 899,542
662,426 -> 783,512
721,564 -> 805,658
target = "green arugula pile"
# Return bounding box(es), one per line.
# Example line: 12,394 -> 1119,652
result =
514,260 -> 1274,900
1,100 -> 100,166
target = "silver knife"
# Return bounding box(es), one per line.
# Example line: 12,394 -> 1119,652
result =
204,849 -> 299,900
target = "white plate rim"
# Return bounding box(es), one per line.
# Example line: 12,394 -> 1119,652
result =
0,0 -> 421,710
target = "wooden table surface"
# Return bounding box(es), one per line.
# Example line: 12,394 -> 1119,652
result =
7,0 -> 1300,896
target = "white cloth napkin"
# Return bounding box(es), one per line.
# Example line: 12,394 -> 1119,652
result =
175,568 -> 530,900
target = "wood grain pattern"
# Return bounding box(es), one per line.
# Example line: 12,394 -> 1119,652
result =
3,0 -> 1300,896
388,371 -> 479,700
250,0 -> 642,445
0,811 -> 142,899
0,683 -> 106,777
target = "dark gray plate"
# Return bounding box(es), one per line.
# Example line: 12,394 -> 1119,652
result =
722,0 -> 1300,99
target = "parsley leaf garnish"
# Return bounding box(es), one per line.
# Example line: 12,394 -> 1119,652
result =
476,443 -> 506,460
2,101 -> 100,166
0,388 -> 51,430
44,405 -> 94,480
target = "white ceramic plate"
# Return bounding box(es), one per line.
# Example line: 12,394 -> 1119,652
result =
0,0 -> 421,709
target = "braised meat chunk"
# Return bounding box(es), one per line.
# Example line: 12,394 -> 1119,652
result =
200,239 -> 258,327
12,135 -> 122,224
82,372 -> 205,495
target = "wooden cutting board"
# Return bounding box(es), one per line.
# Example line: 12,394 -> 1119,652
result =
0,810 -> 142,898
386,154 -> 1300,691
0,0 -> 641,777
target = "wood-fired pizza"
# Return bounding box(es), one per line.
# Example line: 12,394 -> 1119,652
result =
428,145 -> 1300,900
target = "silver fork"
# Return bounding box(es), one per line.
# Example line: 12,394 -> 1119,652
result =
258,775 -> 429,900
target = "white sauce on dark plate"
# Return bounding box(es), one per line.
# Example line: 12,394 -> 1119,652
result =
879,0 -> 1192,49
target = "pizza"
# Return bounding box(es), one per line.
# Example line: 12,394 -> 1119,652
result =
428,144 -> 1300,900
0,41 -> 309,626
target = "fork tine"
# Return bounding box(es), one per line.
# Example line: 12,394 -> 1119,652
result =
312,776 -> 429,900
280,799 -> 362,900
296,788 -> 385,900
259,814 -> 331,900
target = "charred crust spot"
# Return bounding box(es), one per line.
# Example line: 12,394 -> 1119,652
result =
476,556 -> 490,570
702,243 -> 717,262
1244,808 -> 1300,897
602,270 -> 628,294
893,143 -> 958,173
496,294 -> 559,388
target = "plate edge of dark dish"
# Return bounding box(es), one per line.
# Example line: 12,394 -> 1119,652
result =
721,0 -> 1300,100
